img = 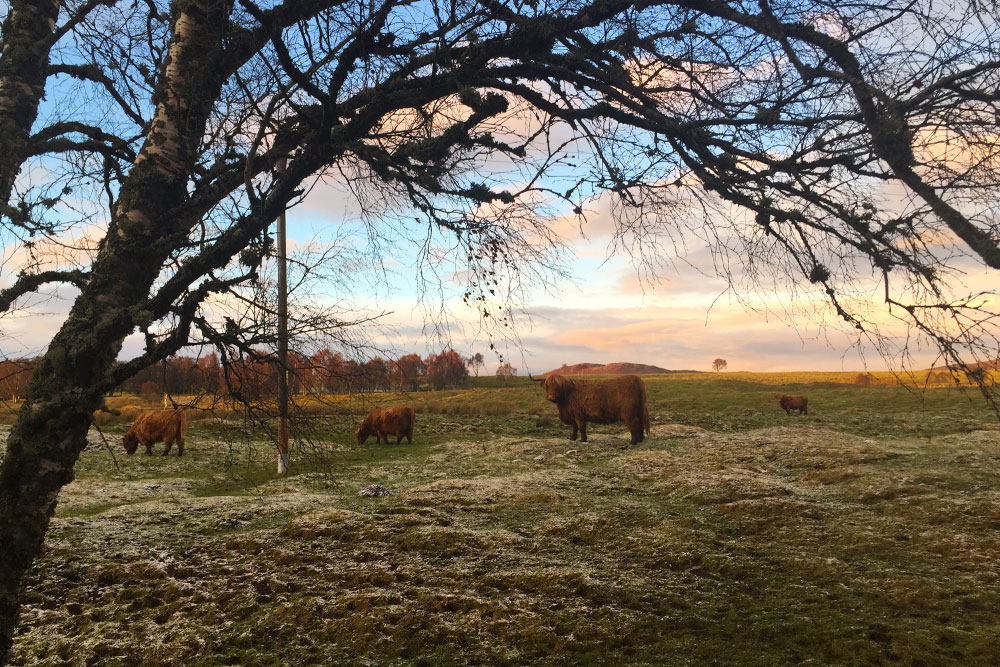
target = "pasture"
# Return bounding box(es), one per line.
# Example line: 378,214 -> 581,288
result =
3,372 -> 1000,665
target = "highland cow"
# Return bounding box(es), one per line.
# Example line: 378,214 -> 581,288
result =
774,393 -> 808,415
355,406 -> 415,445
535,374 -> 650,445
123,410 -> 187,456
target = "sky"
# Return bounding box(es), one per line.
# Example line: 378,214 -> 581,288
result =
0,168 -> 968,377
239,179 -> 955,377
1,58 -> 987,377
0,163 -> 982,376
3,1 -> 993,378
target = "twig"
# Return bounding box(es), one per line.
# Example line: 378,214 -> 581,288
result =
92,422 -> 122,474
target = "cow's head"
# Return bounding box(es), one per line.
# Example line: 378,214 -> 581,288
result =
543,375 -> 574,403
123,430 -> 139,455
355,421 -> 373,445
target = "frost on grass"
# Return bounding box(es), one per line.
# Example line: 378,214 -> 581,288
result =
9,413 -> 1000,665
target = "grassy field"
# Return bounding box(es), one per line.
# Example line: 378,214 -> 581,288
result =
4,373 -> 1000,666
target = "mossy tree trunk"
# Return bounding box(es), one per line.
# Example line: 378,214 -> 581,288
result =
0,0 -> 60,224
0,0 -> 230,660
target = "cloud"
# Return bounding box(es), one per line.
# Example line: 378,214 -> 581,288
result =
0,285 -> 79,358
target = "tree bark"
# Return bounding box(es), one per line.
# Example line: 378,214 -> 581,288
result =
0,0 -> 60,214
0,1 -> 230,660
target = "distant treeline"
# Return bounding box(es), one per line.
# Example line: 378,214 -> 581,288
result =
0,348 -> 476,401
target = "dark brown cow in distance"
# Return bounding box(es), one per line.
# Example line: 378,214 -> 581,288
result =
356,406 -> 415,445
534,374 -> 650,445
123,410 -> 187,456
774,393 -> 808,415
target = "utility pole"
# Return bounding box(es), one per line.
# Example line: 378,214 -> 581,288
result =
276,158 -> 289,476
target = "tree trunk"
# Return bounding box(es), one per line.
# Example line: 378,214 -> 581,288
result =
0,1 -> 230,660
0,0 -> 60,210
0,296 -> 129,663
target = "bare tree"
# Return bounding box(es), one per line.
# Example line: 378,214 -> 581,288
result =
466,352 -> 485,378
712,358 -> 728,373
2,0 -> 1000,660
496,362 -> 517,383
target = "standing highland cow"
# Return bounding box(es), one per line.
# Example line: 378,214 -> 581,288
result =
355,406 -> 415,445
535,374 -> 650,445
123,410 -> 187,456
774,393 -> 809,415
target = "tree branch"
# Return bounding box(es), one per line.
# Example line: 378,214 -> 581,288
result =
0,270 -> 89,314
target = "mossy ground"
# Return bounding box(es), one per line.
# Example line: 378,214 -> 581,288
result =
4,374 -> 1000,665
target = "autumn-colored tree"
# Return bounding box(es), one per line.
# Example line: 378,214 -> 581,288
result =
287,351 -> 309,396
196,353 -> 222,395
391,354 -> 426,392
307,349 -> 344,394
139,381 -> 161,402
362,358 -> 390,393
425,350 -> 470,390
0,361 -> 32,402
712,358 -> 727,373
341,360 -> 363,394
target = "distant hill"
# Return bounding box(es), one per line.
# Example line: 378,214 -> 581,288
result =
540,362 -> 698,376
929,359 -> 1000,373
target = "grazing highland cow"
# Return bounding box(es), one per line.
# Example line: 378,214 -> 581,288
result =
356,406 -> 415,445
123,410 -> 187,456
534,374 -> 650,445
774,393 -> 808,415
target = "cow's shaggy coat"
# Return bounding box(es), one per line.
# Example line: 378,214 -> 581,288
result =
123,410 -> 187,456
774,393 -> 808,415
356,406 -> 415,445
539,374 -> 650,445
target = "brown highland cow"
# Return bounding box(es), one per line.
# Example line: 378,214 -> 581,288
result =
123,409 -> 187,456
774,393 -> 808,415
356,406 -> 415,445
535,374 -> 650,445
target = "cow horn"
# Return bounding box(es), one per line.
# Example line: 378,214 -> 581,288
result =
528,373 -> 544,383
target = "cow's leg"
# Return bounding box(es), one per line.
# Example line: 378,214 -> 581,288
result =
145,441 -> 153,455
177,432 -> 184,456
630,424 -> 643,445
569,424 -> 578,440
578,421 -> 588,442
162,439 -> 172,456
